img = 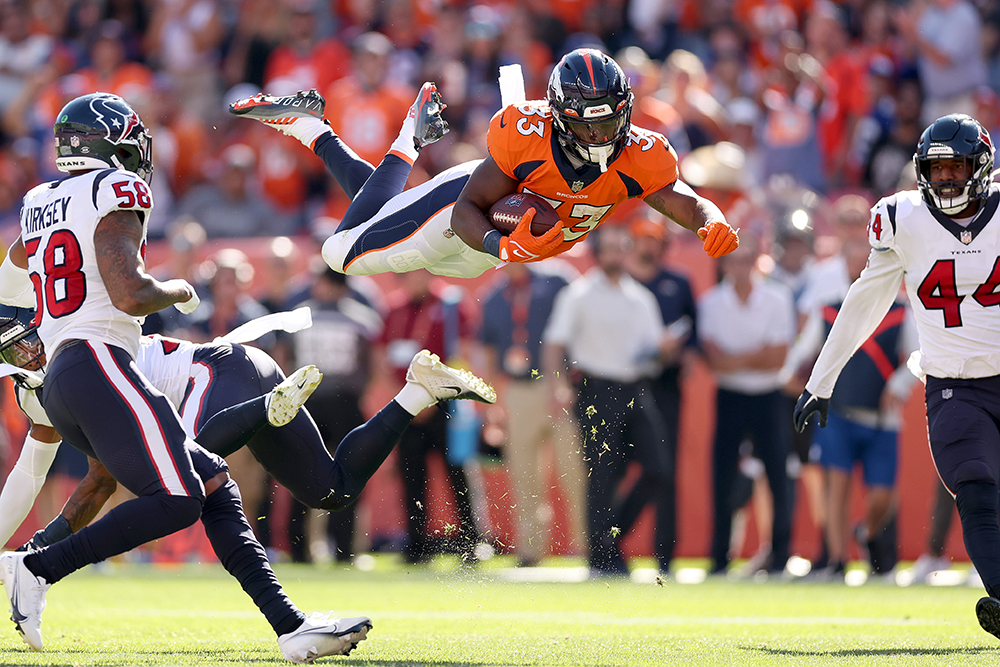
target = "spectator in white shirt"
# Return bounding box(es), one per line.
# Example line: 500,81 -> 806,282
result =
699,235 -> 797,575
542,225 -> 672,576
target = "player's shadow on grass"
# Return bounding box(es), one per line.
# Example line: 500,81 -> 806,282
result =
750,646 -> 996,657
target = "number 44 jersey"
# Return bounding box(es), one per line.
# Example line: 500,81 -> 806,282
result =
870,187 -> 1000,380
19,168 -> 153,359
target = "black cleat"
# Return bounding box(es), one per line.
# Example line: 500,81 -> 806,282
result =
229,89 -> 326,125
409,82 -> 449,151
977,597 -> 1000,640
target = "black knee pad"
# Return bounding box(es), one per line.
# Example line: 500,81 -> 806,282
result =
956,481 -> 1000,520
159,494 -> 204,533
953,460 -> 997,487
204,477 -> 242,513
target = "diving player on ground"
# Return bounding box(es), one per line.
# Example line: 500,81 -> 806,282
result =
0,305 -> 495,555
793,113 -> 1000,640
230,49 -> 739,278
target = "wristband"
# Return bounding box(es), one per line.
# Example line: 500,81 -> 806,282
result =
482,229 -> 503,258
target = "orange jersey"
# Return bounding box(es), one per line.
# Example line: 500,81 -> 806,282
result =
487,101 -> 679,254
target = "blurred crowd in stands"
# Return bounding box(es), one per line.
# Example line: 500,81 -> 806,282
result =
0,0 -> 993,577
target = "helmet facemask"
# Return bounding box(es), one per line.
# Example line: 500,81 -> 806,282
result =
0,318 -> 45,389
552,100 -> 632,172
915,151 -> 993,216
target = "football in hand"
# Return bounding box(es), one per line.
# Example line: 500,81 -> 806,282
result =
488,193 -> 562,236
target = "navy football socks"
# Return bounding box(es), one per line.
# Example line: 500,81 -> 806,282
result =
313,133 -> 375,200
956,481 -> 1000,599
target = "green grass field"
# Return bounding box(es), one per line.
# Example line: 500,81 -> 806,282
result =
0,557 -> 995,666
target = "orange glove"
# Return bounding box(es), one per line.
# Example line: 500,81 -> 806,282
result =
698,220 -> 739,258
499,208 -> 565,263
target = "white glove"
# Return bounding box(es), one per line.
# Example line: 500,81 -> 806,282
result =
173,282 -> 200,315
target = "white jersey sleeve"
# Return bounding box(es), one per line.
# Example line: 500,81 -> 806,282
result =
805,199 -> 906,398
868,194 -> 899,252
15,385 -> 52,427
92,169 -> 154,222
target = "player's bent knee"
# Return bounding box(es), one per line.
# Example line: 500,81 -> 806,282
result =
321,234 -> 350,274
956,480 -> 1000,519
205,471 -> 229,496
951,460 -> 997,488
160,494 -> 205,532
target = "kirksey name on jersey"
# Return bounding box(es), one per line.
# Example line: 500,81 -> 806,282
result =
19,168 -> 153,359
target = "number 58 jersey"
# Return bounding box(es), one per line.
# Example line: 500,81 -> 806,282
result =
871,186 -> 1000,378
19,168 -> 154,359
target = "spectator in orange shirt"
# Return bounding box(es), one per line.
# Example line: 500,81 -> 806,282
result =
805,2 -> 868,188
321,32 -> 415,218
33,20 -> 152,131
263,0 -> 350,94
0,0 -> 53,114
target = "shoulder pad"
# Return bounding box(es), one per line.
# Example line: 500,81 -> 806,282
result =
869,195 -> 898,250
487,102 -> 552,179
94,169 -> 154,220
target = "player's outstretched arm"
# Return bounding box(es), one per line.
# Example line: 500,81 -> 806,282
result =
644,180 -> 739,258
0,238 -> 34,307
95,210 -> 197,316
0,424 -> 61,546
452,157 -> 521,252
802,247 -> 905,402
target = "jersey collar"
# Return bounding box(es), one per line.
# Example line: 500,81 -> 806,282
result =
929,185 -> 1000,245
550,131 -> 612,192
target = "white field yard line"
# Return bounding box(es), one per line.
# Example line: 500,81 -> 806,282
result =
120,609 -> 943,626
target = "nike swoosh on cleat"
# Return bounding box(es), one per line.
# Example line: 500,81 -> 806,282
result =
10,588 -> 26,624
440,385 -> 462,396
296,379 -> 308,390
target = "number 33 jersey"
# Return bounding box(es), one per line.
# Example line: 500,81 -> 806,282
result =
871,186 -> 1000,378
487,102 -> 679,255
19,168 -> 154,359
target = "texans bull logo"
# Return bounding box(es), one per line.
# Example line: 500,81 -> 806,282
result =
90,95 -> 141,144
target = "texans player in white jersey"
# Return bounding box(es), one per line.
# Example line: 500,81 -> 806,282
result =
229,50 -> 738,279
0,93 -> 377,660
0,306 -> 496,558
793,114 -> 1000,639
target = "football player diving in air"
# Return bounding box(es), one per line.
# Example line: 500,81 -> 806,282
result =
794,114 -> 1000,640
229,48 -> 740,278
0,92 -> 494,661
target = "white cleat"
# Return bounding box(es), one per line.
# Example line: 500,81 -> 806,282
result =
405,350 -> 496,404
278,612 -> 372,663
908,553 -> 951,584
268,365 -> 323,427
0,551 -> 49,651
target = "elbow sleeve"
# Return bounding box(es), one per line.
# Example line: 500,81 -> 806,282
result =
0,253 -> 35,308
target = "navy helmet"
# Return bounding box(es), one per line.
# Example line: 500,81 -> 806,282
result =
54,92 -> 153,182
914,114 -> 995,215
547,49 -> 633,171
